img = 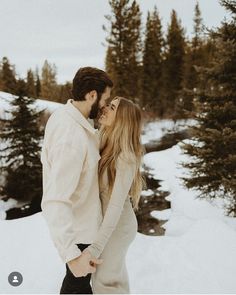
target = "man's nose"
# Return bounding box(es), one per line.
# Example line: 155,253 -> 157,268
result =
99,99 -> 107,109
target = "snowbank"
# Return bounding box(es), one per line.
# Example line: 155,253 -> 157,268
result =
0,91 -> 62,120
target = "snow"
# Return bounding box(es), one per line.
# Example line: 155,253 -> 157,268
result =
141,118 -> 196,144
151,208 -> 172,220
0,213 -> 64,293
127,219 -> 236,293
130,142 -> 236,293
141,189 -> 154,197
0,108 -> 236,293
0,91 -> 62,120
0,198 -> 17,220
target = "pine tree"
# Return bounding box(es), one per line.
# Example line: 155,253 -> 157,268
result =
185,0 -> 204,90
142,7 -> 164,115
179,2 -> 205,115
180,0 -> 236,217
0,57 -> 17,94
36,75 -> 41,98
35,67 -> 41,98
40,60 -> 57,100
0,79 -> 43,210
160,10 -> 186,117
192,1 -> 203,51
58,82 -> 72,103
26,69 -> 36,97
104,0 -> 142,101
105,46 -> 115,86
0,64 -> 3,90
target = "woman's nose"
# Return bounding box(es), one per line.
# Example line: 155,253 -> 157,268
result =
100,106 -> 105,113
103,106 -> 109,114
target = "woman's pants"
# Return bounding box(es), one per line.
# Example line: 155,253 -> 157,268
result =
60,244 -> 92,294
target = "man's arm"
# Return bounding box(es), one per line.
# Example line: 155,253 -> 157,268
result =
41,142 -> 86,263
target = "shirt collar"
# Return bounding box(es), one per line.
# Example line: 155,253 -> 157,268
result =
65,99 -> 97,135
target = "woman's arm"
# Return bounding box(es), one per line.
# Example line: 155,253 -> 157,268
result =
87,154 -> 136,258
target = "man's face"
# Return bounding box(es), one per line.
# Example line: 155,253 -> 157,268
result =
89,86 -> 111,119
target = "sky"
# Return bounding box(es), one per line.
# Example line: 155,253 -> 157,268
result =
0,0 -> 229,83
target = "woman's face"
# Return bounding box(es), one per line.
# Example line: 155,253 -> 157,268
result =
98,98 -> 120,127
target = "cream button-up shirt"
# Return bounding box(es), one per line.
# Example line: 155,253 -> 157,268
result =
41,99 -> 103,263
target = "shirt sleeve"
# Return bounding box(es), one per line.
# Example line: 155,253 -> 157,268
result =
41,142 -> 86,263
87,155 -> 136,258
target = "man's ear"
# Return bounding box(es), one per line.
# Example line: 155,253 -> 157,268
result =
89,90 -> 98,102
84,90 -> 97,104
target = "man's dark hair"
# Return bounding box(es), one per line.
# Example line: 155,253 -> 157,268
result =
71,67 -> 113,101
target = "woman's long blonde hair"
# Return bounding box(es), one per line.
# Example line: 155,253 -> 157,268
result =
98,97 -> 145,210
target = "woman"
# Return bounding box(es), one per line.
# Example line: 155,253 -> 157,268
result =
85,96 -> 145,293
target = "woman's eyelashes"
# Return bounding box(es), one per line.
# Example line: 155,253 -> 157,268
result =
110,104 -> 116,111
106,103 -> 115,111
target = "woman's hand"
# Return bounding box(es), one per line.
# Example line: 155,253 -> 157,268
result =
67,249 -> 103,277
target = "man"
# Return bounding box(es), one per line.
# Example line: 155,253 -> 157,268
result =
40,67 -> 113,294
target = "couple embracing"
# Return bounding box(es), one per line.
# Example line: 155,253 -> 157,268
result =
41,67 -> 144,294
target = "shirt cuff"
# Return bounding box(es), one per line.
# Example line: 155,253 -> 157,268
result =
61,244 -> 82,263
86,244 -> 101,259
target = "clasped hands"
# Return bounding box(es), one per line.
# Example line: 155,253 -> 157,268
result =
67,248 -> 103,277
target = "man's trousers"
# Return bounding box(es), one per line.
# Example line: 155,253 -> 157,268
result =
60,244 -> 92,294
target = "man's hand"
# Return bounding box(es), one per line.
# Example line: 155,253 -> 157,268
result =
67,249 -> 103,278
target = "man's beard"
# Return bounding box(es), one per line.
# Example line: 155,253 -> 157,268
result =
89,96 -> 101,119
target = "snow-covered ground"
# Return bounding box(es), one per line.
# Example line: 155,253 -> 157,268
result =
0,138 -> 236,293
127,143 -> 236,293
141,118 -> 196,144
